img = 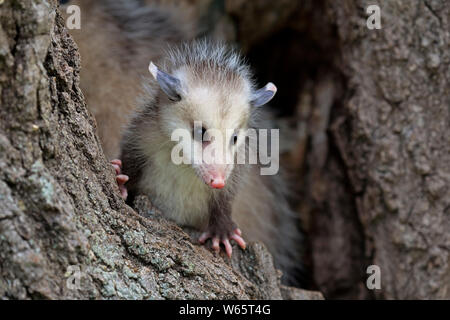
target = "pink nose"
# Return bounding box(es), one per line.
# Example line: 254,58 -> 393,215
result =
210,177 -> 225,189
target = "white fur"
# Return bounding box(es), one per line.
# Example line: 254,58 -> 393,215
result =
139,144 -> 211,227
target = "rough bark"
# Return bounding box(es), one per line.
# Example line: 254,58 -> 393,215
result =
329,0 -> 449,299
0,0 -> 321,300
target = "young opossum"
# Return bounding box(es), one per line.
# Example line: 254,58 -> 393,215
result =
116,41 -> 302,284
63,0 -> 303,284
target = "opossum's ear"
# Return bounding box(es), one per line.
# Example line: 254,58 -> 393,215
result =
250,82 -> 277,107
149,62 -> 182,101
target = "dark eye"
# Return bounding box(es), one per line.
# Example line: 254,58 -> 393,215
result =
193,126 -> 207,142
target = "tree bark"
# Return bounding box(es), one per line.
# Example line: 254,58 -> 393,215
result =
0,0 -> 320,299
328,0 -> 450,299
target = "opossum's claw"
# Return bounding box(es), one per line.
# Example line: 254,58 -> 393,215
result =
222,239 -> 232,258
212,237 -> 220,253
111,159 -> 128,200
198,232 -> 210,244
198,228 -> 246,258
230,230 -> 246,250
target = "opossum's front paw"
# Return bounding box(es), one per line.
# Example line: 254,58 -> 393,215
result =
111,159 -> 128,200
198,228 -> 246,258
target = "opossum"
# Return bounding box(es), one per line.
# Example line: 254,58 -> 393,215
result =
116,41 -> 302,284
63,0 -> 303,284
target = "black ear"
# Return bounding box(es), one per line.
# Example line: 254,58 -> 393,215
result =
149,62 -> 182,101
250,82 -> 277,107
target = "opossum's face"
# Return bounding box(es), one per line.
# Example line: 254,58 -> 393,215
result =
159,84 -> 249,189
150,62 -> 276,190
182,86 -> 250,189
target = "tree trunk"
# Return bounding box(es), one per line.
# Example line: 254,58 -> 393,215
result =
328,0 -> 449,299
0,0 -> 320,299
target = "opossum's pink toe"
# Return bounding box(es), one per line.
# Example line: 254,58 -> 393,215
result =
111,159 -> 123,175
198,232 -> 210,244
212,238 -> 220,252
199,229 -> 245,256
112,164 -> 120,175
223,239 -> 232,258
117,176 -> 128,200
231,232 -> 246,250
119,184 -> 128,200
111,159 -> 122,167
111,159 -> 128,200
116,174 -> 129,184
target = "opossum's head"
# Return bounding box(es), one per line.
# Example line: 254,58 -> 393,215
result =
149,43 -> 276,189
